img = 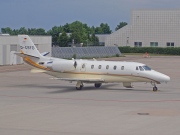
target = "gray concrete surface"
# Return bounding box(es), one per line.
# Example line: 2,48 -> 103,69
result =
0,55 -> 180,135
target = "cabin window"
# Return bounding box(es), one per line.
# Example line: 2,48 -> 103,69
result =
91,65 -> 94,69
113,66 -> 117,70
82,64 -> 85,68
121,66 -> 124,70
106,65 -> 109,69
139,66 -> 144,71
136,66 -> 139,70
98,65 -> 102,69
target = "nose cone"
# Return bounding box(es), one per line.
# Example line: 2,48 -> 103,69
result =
162,74 -> 170,82
157,72 -> 170,83
148,71 -> 170,83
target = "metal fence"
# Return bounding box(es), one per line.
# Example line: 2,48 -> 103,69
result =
52,46 -> 121,59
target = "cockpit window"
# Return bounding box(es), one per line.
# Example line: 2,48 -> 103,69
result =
139,66 -> 144,71
142,65 -> 151,71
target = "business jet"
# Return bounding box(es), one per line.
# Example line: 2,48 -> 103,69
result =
15,35 -> 170,92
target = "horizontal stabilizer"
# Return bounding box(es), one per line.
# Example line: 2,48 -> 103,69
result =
31,68 -> 47,73
50,78 -> 104,83
41,52 -> 50,56
15,52 -> 40,59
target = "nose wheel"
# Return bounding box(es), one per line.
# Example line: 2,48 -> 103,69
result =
151,82 -> 158,92
153,86 -> 158,92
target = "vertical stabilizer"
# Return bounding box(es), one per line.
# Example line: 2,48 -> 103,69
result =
18,35 -> 42,58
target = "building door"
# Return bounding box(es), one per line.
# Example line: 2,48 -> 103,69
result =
10,45 -> 18,65
10,51 -> 17,65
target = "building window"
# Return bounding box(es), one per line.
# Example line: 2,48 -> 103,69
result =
106,65 -> 109,69
150,42 -> 158,47
113,66 -> 117,70
134,42 -> 142,47
98,65 -> 102,69
167,42 -> 174,47
91,65 -> 94,69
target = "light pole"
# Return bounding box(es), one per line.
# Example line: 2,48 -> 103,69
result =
126,37 -> 129,46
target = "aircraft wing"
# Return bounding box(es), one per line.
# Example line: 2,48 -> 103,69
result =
50,78 -> 104,83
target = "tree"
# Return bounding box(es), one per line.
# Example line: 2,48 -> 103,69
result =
36,28 -> 46,35
63,23 -> 70,33
69,31 -> 82,44
57,31 -> 69,47
18,27 -> 28,34
0,21 -> 112,46
68,21 -> 89,44
28,28 -> 37,35
95,23 -> 112,34
12,29 -> 19,35
47,26 -> 62,45
115,22 -> 128,31
1,27 -> 13,34
100,23 -> 112,34
90,33 -> 99,46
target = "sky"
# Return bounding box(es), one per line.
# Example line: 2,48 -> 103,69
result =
0,0 -> 180,31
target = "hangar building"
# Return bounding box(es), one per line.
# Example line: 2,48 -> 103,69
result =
105,10 -> 180,47
0,35 -> 51,65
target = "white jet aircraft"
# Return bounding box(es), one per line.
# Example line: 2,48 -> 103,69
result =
15,35 -> 170,91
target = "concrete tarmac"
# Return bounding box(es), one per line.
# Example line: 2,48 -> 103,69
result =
0,55 -> 180,135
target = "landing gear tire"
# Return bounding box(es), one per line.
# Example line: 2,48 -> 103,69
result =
151,82 -> 158,92
94,83 -> 102,88
153,86 -> 158,92
76,84 -> 83,90
76,81 -> 83,90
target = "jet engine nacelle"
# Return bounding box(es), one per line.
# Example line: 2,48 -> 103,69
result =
51,60 -> 75,72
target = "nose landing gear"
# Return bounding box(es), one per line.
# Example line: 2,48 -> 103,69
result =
151,82 -> 158,92
153,86 -> 158,92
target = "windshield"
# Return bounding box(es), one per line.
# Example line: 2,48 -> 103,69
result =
142,65 -> 151,71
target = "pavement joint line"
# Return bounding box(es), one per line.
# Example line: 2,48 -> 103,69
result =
1,95 -> 180,103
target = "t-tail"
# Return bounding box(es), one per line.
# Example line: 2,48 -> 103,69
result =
18,35 -> 42,58
16,35 -> 50,71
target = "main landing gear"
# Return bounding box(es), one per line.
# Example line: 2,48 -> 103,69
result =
75,82 -> 102,90
151,82 -> 158,92
94,83 -> 102,88
76,81 -> 83,90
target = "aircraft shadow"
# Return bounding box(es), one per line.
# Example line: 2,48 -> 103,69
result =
10,83 -> 151,94
47,84 -> 151,94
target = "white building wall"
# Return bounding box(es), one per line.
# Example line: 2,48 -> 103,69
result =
0,35 -> 51,65
105,10 -> 180,47
0,46 -> 2,65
